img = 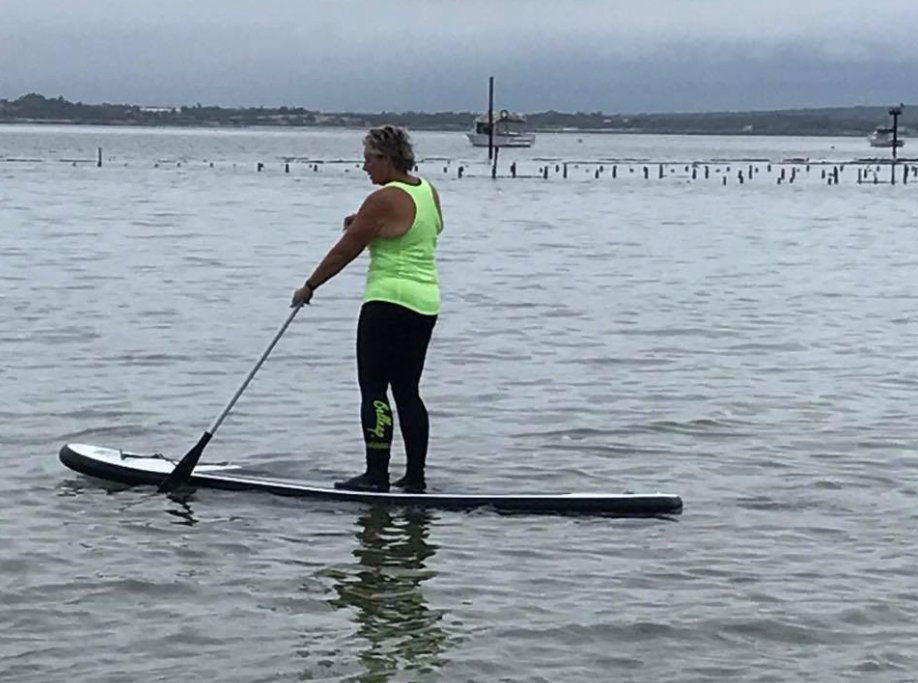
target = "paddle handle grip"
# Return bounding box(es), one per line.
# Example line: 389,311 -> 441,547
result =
207,303 -> 303,435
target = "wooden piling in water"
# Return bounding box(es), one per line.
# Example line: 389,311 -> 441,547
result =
97,148 -> 102,168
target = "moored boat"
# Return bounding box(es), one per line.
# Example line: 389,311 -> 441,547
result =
868,127 -> 906,148
467,110 -> 535,148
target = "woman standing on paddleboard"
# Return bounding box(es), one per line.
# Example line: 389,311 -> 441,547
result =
292,126 -> 443,493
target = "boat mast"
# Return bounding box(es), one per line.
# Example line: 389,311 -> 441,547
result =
890,105 -> 902,161
890,104 -> 903,185
488,76 -> 495,160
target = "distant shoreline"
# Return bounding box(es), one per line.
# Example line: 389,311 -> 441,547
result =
0,118 -> 902,139
1,93 -> 913,138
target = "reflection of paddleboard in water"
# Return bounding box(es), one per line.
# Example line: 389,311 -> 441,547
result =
59,443 -> 683,517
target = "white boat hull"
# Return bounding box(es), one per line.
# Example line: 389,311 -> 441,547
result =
466,132 -> 535,148
868,138 -> 905,148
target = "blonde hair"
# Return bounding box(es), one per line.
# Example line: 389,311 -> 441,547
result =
363,125 -> 415,173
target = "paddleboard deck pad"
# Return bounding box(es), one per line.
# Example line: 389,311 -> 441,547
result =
59,443 -> 683,516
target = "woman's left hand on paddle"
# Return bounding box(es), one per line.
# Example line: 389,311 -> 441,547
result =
291,282 -> 314,307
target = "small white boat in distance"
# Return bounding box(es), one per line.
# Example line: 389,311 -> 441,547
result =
868,127 -> 906,148
467,110 -> 535,148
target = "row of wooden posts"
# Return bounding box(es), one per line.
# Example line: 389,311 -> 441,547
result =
261,158 -> 918,186
64,147 -> 918,186
500,161 -> 916,185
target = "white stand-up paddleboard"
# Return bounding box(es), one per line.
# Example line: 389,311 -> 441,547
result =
59,443 -> 683,517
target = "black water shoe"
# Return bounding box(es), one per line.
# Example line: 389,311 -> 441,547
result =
393,474 -> 426,494
334,472 -> 389,493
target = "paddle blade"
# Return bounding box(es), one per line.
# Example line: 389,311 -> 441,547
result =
158,431 -> 213,492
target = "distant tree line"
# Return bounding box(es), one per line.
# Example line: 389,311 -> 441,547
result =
0,93 -> 913,136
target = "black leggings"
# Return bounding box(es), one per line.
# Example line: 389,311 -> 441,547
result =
357,301 -> 437,472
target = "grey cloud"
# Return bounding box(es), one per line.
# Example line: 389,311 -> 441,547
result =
2,0 -> 916,111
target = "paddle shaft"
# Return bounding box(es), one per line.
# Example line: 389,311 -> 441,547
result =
207,303 -> 302,435
159,303 -> 303,491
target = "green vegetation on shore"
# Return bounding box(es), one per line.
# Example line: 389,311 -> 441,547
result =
0,93 -> 913,137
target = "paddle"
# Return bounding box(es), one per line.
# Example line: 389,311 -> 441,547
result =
158,303 -> 304,492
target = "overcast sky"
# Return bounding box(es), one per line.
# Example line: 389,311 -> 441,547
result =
1,0 -> 916,113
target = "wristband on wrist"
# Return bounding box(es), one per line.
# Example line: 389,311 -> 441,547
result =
305,280 -> 317,291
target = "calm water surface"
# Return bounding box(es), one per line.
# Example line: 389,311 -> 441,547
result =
1,125 -> 917,681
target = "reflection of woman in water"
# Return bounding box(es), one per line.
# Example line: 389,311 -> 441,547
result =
329,506 -> 450,679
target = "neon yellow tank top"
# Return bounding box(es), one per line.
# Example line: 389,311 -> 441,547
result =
364,178 -> 442,315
